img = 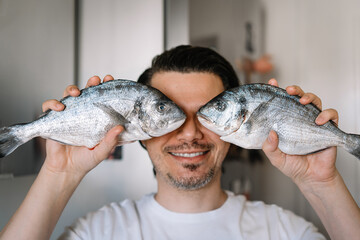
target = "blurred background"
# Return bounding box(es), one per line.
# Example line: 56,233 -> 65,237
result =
1,0 -> 360,238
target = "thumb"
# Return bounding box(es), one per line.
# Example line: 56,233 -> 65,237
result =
262,130 -> 278,152
93,125 -> 124,161
262,130 -> 285,168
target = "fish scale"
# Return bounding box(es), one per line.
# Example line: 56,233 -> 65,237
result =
197,83 -> 360,159
0,79 -> 186,158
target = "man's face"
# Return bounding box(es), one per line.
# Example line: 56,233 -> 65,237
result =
142,71 -> 230,190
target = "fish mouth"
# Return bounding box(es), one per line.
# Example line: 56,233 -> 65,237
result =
196,113 -> 225,136
197,112 -> 240,136
196,112 -> 213,126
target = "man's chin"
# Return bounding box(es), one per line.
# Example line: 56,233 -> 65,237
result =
166,167 -> 215,191
182,163 -> 201,172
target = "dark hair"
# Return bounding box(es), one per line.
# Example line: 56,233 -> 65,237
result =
137,45 -> 240,90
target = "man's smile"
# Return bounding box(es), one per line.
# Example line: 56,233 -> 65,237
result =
169,151 -> 208,158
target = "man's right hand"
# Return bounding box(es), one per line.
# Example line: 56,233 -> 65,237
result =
41,75 -> 124,177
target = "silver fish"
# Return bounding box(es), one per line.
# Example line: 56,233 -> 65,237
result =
0,79 -> 186,158
197,83 -> 360,159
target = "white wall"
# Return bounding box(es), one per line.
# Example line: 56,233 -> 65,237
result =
165,0 -> 189,49
78,0 -> 164,85
0,0 -> 74,175
190,0 -> 237,69
0,1 -> 163,239
261,0 -> 360,235
189,0 -> 265,83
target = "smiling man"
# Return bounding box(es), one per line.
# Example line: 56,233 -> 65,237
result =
1,45 -> 359,240
143,72 -> 230,213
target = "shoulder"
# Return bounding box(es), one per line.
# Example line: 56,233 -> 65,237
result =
59,194 -> 154,240
243,199 -> 307,226
227,193 -> 325,239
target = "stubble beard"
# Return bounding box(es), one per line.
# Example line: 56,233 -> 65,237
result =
166,166 -> 216,190
153,141 -> 220,191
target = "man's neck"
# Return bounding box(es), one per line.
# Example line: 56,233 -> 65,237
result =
154,175 -> 228,213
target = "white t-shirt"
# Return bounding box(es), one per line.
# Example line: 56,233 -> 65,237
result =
59,191 -> 325,240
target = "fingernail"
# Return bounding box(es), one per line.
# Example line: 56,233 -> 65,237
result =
267,132 -> 275,143
70,87 -> 78,92
300,96 -> 308,104
115,126 -> 123,135
315,116 -> 323,125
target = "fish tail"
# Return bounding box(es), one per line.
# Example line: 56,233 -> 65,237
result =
0,125 -> 28,158
345,133 -> 360,160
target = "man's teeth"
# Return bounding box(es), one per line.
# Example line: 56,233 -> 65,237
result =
171,152 -> 206,157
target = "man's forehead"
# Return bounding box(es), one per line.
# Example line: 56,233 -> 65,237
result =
149,72 -> 225,111
150,72 -> 224,92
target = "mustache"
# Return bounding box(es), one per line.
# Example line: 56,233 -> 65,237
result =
164,142 -> 214,152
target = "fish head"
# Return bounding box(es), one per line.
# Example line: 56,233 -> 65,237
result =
197,90 -> 245,136
137,95 -> 186,137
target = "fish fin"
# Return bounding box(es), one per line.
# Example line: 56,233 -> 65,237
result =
345,134 -> 360,160
94,103 -> 130,126
242,97 -> 275,134
247,97 -> 275,121
0,126 -> 26,158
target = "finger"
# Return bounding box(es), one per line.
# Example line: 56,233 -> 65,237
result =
42,99 -> 65,112
93,125 -> 124,160
268,78 -> 279,87
315,108 -> 339,125
286,85 -> 305,97
63,85 -> 80,98
262,131 -> 286,168
262,130 -> 279,153
85,76 -> 102,88
299,93 -> 322,110
103,74 -> 114,83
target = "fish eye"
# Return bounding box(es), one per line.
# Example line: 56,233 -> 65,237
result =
215,101 -> 226,112
157,102 -> 167,113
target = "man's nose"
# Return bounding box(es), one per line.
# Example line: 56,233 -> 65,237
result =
176,115 -> 203,142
